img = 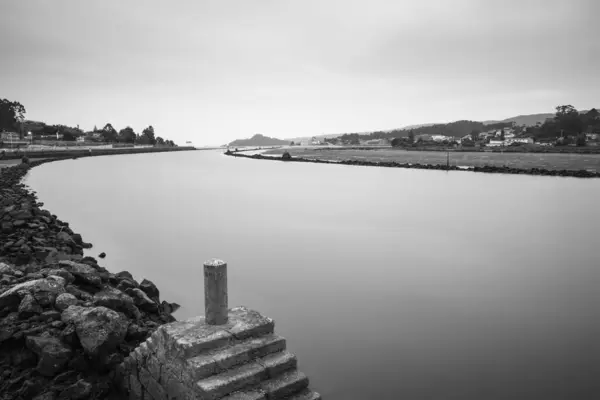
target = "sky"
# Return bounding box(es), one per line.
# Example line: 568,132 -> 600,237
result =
1,0 -> 598,146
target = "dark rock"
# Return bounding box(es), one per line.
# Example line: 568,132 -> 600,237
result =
60,324 -> 79,348
42,269 -> 75,284
116,279 -> 137,292
57,261 -> 101,287
0,277 -> 65,310
139,278 -> 159,299
126,324 -> 149,341
98,252 -> 106,259
65,285 -> 93,301
18,293 -> 43,318
55,293 -> 78,311
114,271 -> 133,281
93,286 -> 141,319
57,379 -> 92,400
55,231 -> 73,243
61,305 -> 129,357
160,300 -> 181,315
26,336 -> 73,377
71,234 -> 83,244
125,288 -> 158,312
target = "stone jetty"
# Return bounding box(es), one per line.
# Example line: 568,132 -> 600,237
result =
119,259 -> 320,400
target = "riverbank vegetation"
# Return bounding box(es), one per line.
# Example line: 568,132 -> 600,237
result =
1,97 -> 177,147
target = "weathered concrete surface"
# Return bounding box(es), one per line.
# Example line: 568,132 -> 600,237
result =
120,306 -> 321,400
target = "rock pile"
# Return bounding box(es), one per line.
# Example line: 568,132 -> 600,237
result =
0,160 -> 180,400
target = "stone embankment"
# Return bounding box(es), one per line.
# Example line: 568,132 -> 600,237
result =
226,151 -> 600,178
0,159 -> 180,399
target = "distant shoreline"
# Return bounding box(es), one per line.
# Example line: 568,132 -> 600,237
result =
225,149 -> 600,179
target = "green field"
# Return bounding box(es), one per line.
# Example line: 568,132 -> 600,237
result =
263,148 -> 600,172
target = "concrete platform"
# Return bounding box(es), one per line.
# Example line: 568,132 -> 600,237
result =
120,306 -> 321,400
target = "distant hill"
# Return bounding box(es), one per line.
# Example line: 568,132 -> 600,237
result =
228,134 -> 289,147
483,113 -> 555,127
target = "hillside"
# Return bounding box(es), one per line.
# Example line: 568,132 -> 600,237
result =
483,113 -> 555,126
228,134 -> 289,147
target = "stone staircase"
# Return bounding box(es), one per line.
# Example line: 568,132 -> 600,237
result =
121,306 -> 321,400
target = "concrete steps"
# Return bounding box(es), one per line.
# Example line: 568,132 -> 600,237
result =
132,307 -> 320,400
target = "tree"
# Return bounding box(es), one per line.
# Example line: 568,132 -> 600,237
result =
102,123 -> 118,142
470,129 -> 480,141
118,127 -> 136,143
391,138 -> 403,147
408,130 -> 415,143
554,105 -> 583,135
62,130 -> 77,141
142,126 -> 156,145
500,129 -> 505,141
0,99 -> 26,137
156,136 -> 165,145
576,134 -> 587,147
290,141 -> 295,146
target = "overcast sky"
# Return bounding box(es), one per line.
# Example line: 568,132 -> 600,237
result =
1,0 -> 598,145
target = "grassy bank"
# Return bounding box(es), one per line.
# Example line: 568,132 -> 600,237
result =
262,148 -> 600,172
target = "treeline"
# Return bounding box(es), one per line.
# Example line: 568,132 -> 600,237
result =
523,105 -> 599,142
1,98 -> 176,146
328,120 -> 513,144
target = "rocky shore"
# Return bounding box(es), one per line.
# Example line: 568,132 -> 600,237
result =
0,158 -> 179,400
226,151 -> 600,178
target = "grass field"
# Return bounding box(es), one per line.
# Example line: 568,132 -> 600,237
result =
263,147 -> 600,172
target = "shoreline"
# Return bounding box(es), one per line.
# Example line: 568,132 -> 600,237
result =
0,154 -> 181,399
225,150 -> 600,178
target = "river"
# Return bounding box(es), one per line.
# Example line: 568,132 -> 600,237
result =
26,150 -> 600,400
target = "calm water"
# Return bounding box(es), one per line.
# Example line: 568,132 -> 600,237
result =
26,151 -> 600,400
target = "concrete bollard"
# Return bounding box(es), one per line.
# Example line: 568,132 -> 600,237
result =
203,259 -> 228,325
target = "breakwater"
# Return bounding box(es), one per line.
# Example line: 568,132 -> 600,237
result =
0,158 -> 181,399
0,146 -> 196,161
226,151 -> 600,178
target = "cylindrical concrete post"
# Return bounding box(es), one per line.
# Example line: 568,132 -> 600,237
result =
203,259 -> 228,325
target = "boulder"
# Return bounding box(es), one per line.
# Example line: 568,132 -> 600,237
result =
26,336 -> 73,377
98,252 -> 106,259
139,278 -> 159,299
55,293 -> 78,311
114,271 -> 134,281
57,260 -> 101,287
93,286 -> 141,319
125,288 -> 158,312
61,305 -> 129,357
18,294 -> 43,318
0,262 -> 15,275
0,277 -> 65,310
41,269 -> 75,284
55,231 -> 73,243
160,300 -> 181,315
